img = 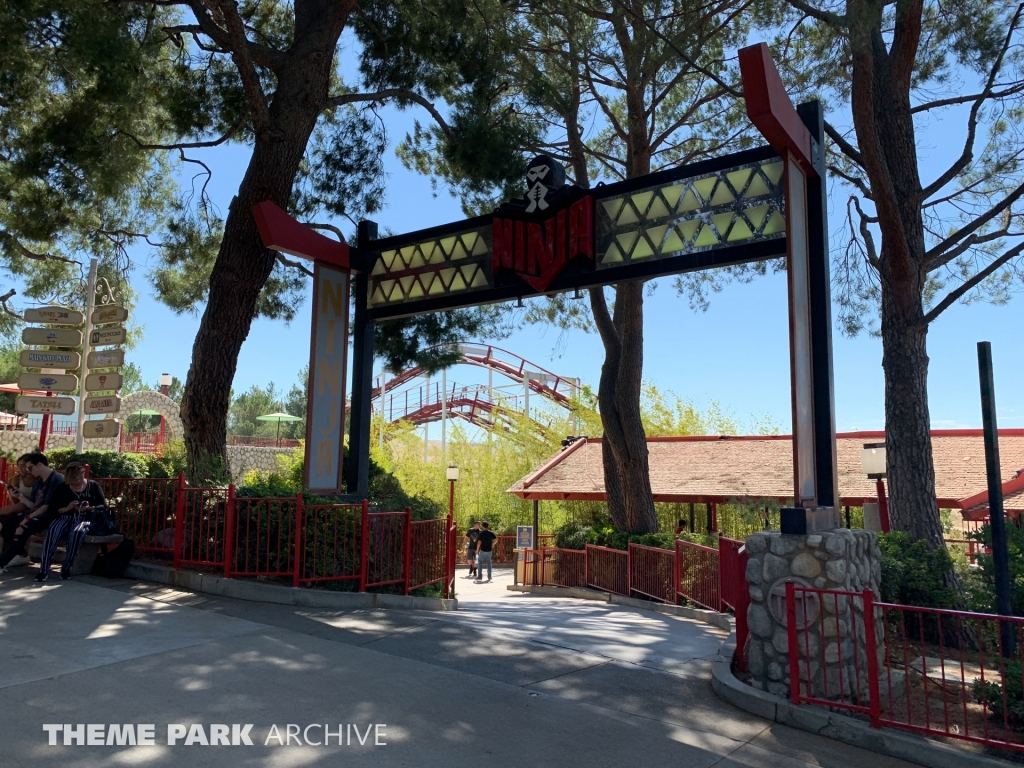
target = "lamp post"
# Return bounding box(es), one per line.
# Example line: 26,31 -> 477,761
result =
446,465 -> 460,519
158,373 -> 172,450
860,442 -> 891,532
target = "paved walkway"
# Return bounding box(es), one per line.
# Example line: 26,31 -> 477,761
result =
0,566 -> 916,768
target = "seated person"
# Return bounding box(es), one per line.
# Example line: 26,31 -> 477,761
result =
0,455 -> 41,566
0,452 -> 64,574
37,462 -> 106,582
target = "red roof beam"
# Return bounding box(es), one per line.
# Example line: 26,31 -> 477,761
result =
252,201 -> 350,270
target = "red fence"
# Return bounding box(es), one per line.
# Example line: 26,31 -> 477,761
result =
786,583 -> 1024,753
675,539 -> 721,611
585,544 -> 630,596
719,536 -> 750,671
630,542 -> 677,603
82,474 -> 453,597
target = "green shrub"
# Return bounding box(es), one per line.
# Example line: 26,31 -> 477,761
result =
45,449 -> 149,478
968,523 -> 1024,616
878,531 -> 958,608
973,660 -> 1024,725
554,520 -> 593,550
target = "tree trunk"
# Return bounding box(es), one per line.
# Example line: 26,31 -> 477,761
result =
179,7 -> 352,483
590,281 -> 659,534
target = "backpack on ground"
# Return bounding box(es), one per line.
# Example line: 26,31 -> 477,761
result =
93,539 -> 135,578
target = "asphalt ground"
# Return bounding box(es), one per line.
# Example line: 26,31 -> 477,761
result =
0,565 -> 915,768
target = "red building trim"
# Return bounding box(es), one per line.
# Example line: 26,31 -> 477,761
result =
252,201 -> 350,269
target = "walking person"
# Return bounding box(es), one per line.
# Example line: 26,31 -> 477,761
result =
474,521 -> 497,583
36,462 -> 106,582
464,521 -> 481,579
0,452 -> 64,574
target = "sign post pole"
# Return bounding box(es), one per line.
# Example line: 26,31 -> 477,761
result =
75,258 -> 98,453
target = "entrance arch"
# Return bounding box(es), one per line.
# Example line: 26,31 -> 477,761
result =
120,391 -> 183,444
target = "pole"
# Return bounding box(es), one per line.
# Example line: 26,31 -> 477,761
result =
423,376 -> 430,463
379,371 -> 386,451
441,367 -> 447,457
76,257 -> 99,453
524,374 -> 530,419
39,397 -> 52,451
978,341 -> 1015,658
532,499 -> 539,550
346,221 -> 377,495
159,383 -> 169,449
875,479 -> 891,533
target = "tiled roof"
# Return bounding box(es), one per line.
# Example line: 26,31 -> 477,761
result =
507,430 -> 1024,508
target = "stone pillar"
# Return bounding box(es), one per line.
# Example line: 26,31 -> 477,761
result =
744,529 -> 881,699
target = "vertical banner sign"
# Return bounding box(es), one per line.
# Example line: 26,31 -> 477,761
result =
785,153 -> 816,505
305,264 -> 349,491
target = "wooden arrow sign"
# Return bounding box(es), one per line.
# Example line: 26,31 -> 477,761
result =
87,349 -> 125,368
89,326 -> 127,346
23,306 -> 85,325
19,350 -> 81,370
16,395 -> 76,415
83,395 -> 121,415
91,305 -> 128,325
17,372 -> 79,393
22,327 -> 83,347
82,419 -> 120,439
85,372 -> 123,392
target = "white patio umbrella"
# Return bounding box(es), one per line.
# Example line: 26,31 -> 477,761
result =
256,412 -> 302,446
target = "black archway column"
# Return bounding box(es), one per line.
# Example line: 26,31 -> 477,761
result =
347,220 -> 377,496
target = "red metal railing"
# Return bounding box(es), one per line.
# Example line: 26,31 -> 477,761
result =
539,547 -> 587,588
945,538 -> 986,566
629,542 -> 676,603
299,501 -> 363,586
96,476 -> 179,554
229,495 -> 300,580
409,517 -> 448,592
364,508 -> 410,590
175,485 -> 232,568
719,535 -> 750,671
675,539 -> 721,611
585,544 -> 629,596
786,583 -> 1024,753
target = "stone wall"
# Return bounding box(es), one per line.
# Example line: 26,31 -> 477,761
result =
226,445 -> 294,479
0,430 -> 119,456
744,529 -> 882,700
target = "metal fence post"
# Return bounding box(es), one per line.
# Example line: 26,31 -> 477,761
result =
673,539 -> 682,606
173,474 -> 186,570
785,581 -> 800,704
443,512 -> 454,599
223,484 -> 236,578
402,507 -> 412,595
358,499 -> 369,592
863,589 -> 882,728
293,493 -> 303,589
627,542 -> 633,597
585,544 -> 590,589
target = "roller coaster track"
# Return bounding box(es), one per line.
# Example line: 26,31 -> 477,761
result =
371,344 -> 580,439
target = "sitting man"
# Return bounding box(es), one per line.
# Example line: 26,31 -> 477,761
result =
0,455 -> 42,567
0,452 -> 64,574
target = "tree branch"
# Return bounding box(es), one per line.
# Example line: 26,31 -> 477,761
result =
785,0 -> 846,28
925,180 -> 1024,268
274,252 -> 314,277
325,89 -> 454,144
824,120 -> 863,166
0,289 -> 21,321
0,231 -> 78,264
210,0 -> 271,136
921,2 -> 1024,200
305,222 -> 347,244
183,0 -> 284,70
921,242 -> 1024,325
118,112 -> 246,151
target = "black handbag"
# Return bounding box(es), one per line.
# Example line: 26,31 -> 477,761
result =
87,506 -> 119,537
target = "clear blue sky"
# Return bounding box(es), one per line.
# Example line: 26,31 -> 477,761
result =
123,105 -> 1024,433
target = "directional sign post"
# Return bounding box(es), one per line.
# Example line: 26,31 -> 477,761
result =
19,350 -> 81,370
86,349 -> 125,368
17,373 -> 79,393
83,395 -> 121,415
91,305 -> 129,325
82,419 -> 120,439
85,372 -> 124,392
16,395 -> 77,416
22,327 -> 83,347
89,325 -> 127,347
23,307 -> 85,325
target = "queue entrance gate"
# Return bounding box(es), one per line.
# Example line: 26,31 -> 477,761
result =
254,43 -> 841,531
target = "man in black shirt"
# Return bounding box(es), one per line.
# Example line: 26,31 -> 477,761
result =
464,521 -> 481,578
474,521 -> 497,583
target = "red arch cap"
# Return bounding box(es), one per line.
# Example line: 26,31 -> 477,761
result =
252,201 -> 350,270
739,43 -> 818,177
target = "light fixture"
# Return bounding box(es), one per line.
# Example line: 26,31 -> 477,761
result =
159,373 -> 173,388
860,442 -> 887,479
572,288 -> 584,299
516,297 -> 525,308
446,465 -> 460,481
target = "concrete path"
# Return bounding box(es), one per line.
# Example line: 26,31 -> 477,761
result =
0,566 -> 916,768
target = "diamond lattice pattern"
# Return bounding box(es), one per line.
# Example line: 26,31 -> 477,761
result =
370,229 -> 491,306
596,160 -> 786,266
